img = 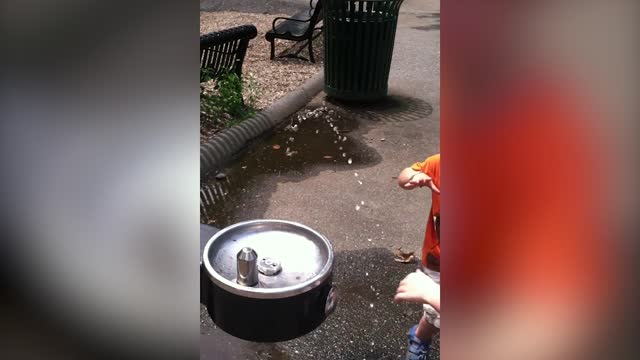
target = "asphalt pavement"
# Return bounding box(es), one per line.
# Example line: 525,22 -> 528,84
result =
201,0 -> 440,358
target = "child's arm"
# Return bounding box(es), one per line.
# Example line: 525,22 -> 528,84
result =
398,167 -> 440,193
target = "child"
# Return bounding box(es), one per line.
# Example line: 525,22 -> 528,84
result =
397,154 -> 440,360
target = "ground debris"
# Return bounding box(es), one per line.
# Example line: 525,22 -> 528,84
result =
393,247 -> 418,263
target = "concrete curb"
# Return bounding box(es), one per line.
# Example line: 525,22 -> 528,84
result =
200,72 -> 325,176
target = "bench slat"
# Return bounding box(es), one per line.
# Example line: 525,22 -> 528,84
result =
200,25 -> 257,81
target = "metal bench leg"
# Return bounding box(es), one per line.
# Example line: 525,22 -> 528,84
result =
308,38 -> 315,63
270,39 -> 275,60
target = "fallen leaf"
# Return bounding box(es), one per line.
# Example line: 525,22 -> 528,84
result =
393,247 -> 417,263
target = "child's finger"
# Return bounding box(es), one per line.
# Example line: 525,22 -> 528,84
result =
393,293 -> 407,303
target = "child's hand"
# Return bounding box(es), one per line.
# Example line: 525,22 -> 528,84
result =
405,173 -> 441,194
394,270 -> 440,310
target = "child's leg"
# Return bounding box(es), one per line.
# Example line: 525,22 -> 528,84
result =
417,268 -> 441,342
406,315 -> 437,360
416,314 -> 439,342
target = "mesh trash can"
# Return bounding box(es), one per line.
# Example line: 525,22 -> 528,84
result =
324,0 -> 405,101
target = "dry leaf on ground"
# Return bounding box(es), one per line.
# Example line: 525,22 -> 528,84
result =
393,247 -> 418,263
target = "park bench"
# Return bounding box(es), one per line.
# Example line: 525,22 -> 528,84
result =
265,0 -> 324,63
200,24 -> 258,81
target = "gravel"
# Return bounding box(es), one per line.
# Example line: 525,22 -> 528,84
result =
200,11 -> 324,111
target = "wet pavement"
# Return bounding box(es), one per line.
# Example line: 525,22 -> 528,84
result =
201,105 -> 382,228
201,0 -> 440,358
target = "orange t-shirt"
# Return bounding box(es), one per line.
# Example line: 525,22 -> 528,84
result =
411,154 -> 441,269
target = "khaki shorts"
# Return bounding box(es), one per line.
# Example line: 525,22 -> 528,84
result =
421,267 -> 440,329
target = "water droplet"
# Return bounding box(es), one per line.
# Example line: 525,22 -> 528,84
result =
355,205 -> 360,211
348,158 -> 353,165
366,272 -> 369,276
361,201 -> 365,205
354,172 -> 358,177
370,303 -> 374,308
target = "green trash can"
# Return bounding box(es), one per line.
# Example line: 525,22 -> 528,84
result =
324,0 -> 405,101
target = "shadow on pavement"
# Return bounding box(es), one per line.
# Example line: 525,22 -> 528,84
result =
415,13 -> 440,19
413,12 -> 440,32
200,0 -> 309,15
328,95 -> 433,123
413,24 -> 440,31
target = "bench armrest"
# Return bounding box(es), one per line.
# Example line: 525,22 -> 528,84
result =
272,16 -> 311,33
